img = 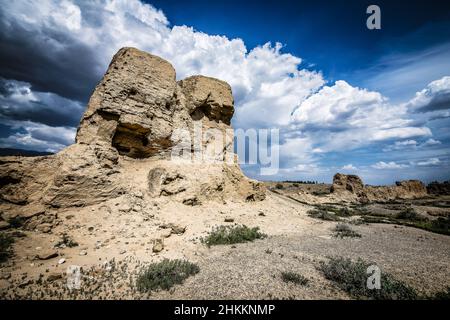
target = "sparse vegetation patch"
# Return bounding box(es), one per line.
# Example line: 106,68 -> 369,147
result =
358,211 -> 450,236
333,223 -> 362,238
201,224 -> 266,247
307,209 -> 341,221
55,233 -> 79,248
136,259 -> 199,292
319,257 -> 418,300
281,271 -> 309,286
395,208 -> 424,221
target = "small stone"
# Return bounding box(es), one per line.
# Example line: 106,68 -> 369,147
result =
258,211 -> 266,216
47,273 -> 62,282
224,217 -> 234,223
79,250 -> 87,256
161,229 -> 172,238
171,225 -> 186,235
0,220 -> 10,230
18,279 -> 32,288
152,239 -> 164,253
161,223 -> 186,235
133,191 -> 144,199
58,258 -> 66,265
37,250 -> 58,260
21,205 -> 46,219
36,223 -> 52,233
119,250 -> 126,255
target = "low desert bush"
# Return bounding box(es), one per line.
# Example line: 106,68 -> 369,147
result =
55,233 -> 79,248
281,271 -> 309,286
0,232 -> 14,262
429,216 -> 450,234
136,259 -> 199,292
430,287 -> 450,300
395,208 -> 424,221
318,257 -> 418,300
201,224 -> 266,247
333,224 -> 362,238
307,209 -> 341,221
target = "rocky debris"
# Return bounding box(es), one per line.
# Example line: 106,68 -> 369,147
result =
36,223 -> 52,233
36,250 -> 58,260
58,258 -> 66,265
0,220 -> 10,230
0,279 -> 11,293
160,223 -> 186,235
160,229 -> 172,238
427,181 -> 450,195
46,273 -> 62,282
79,250 -> 87,256
331,173 -> 428,202
152,239 -> 164,253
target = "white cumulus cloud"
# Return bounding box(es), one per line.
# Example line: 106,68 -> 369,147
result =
417,158 -> 441,166
371,161 -> 409,170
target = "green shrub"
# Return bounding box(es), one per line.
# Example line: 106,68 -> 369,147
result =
333,223 -> 362,238
307,209 -> 341,221
275,183 -> 284,190
55,233 -> 79,248
319,257 -> 418,300
0,232 -> 14,262
312,190 -> 330,196
281,271 -> 309,286
136,259 -> 199,292
429,216 -> 450,234
395,208 -> 424,221
201,224 -> 266,247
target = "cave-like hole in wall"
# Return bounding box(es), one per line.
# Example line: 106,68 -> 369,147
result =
112,123 -> 153,158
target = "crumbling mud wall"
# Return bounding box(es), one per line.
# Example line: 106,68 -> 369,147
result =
330,173 -> 427,203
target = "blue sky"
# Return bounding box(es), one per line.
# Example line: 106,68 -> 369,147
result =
0,0 -> 449,185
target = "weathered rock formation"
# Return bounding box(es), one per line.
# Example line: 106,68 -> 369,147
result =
330,173 -> 365,195
0,47 -> 265,230
331,173 -> 427,202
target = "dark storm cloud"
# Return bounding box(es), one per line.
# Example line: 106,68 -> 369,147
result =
0,103 -> 82,127
415,91 -> 450,113
0,78 -> 84,127
0,10 -> 103,103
